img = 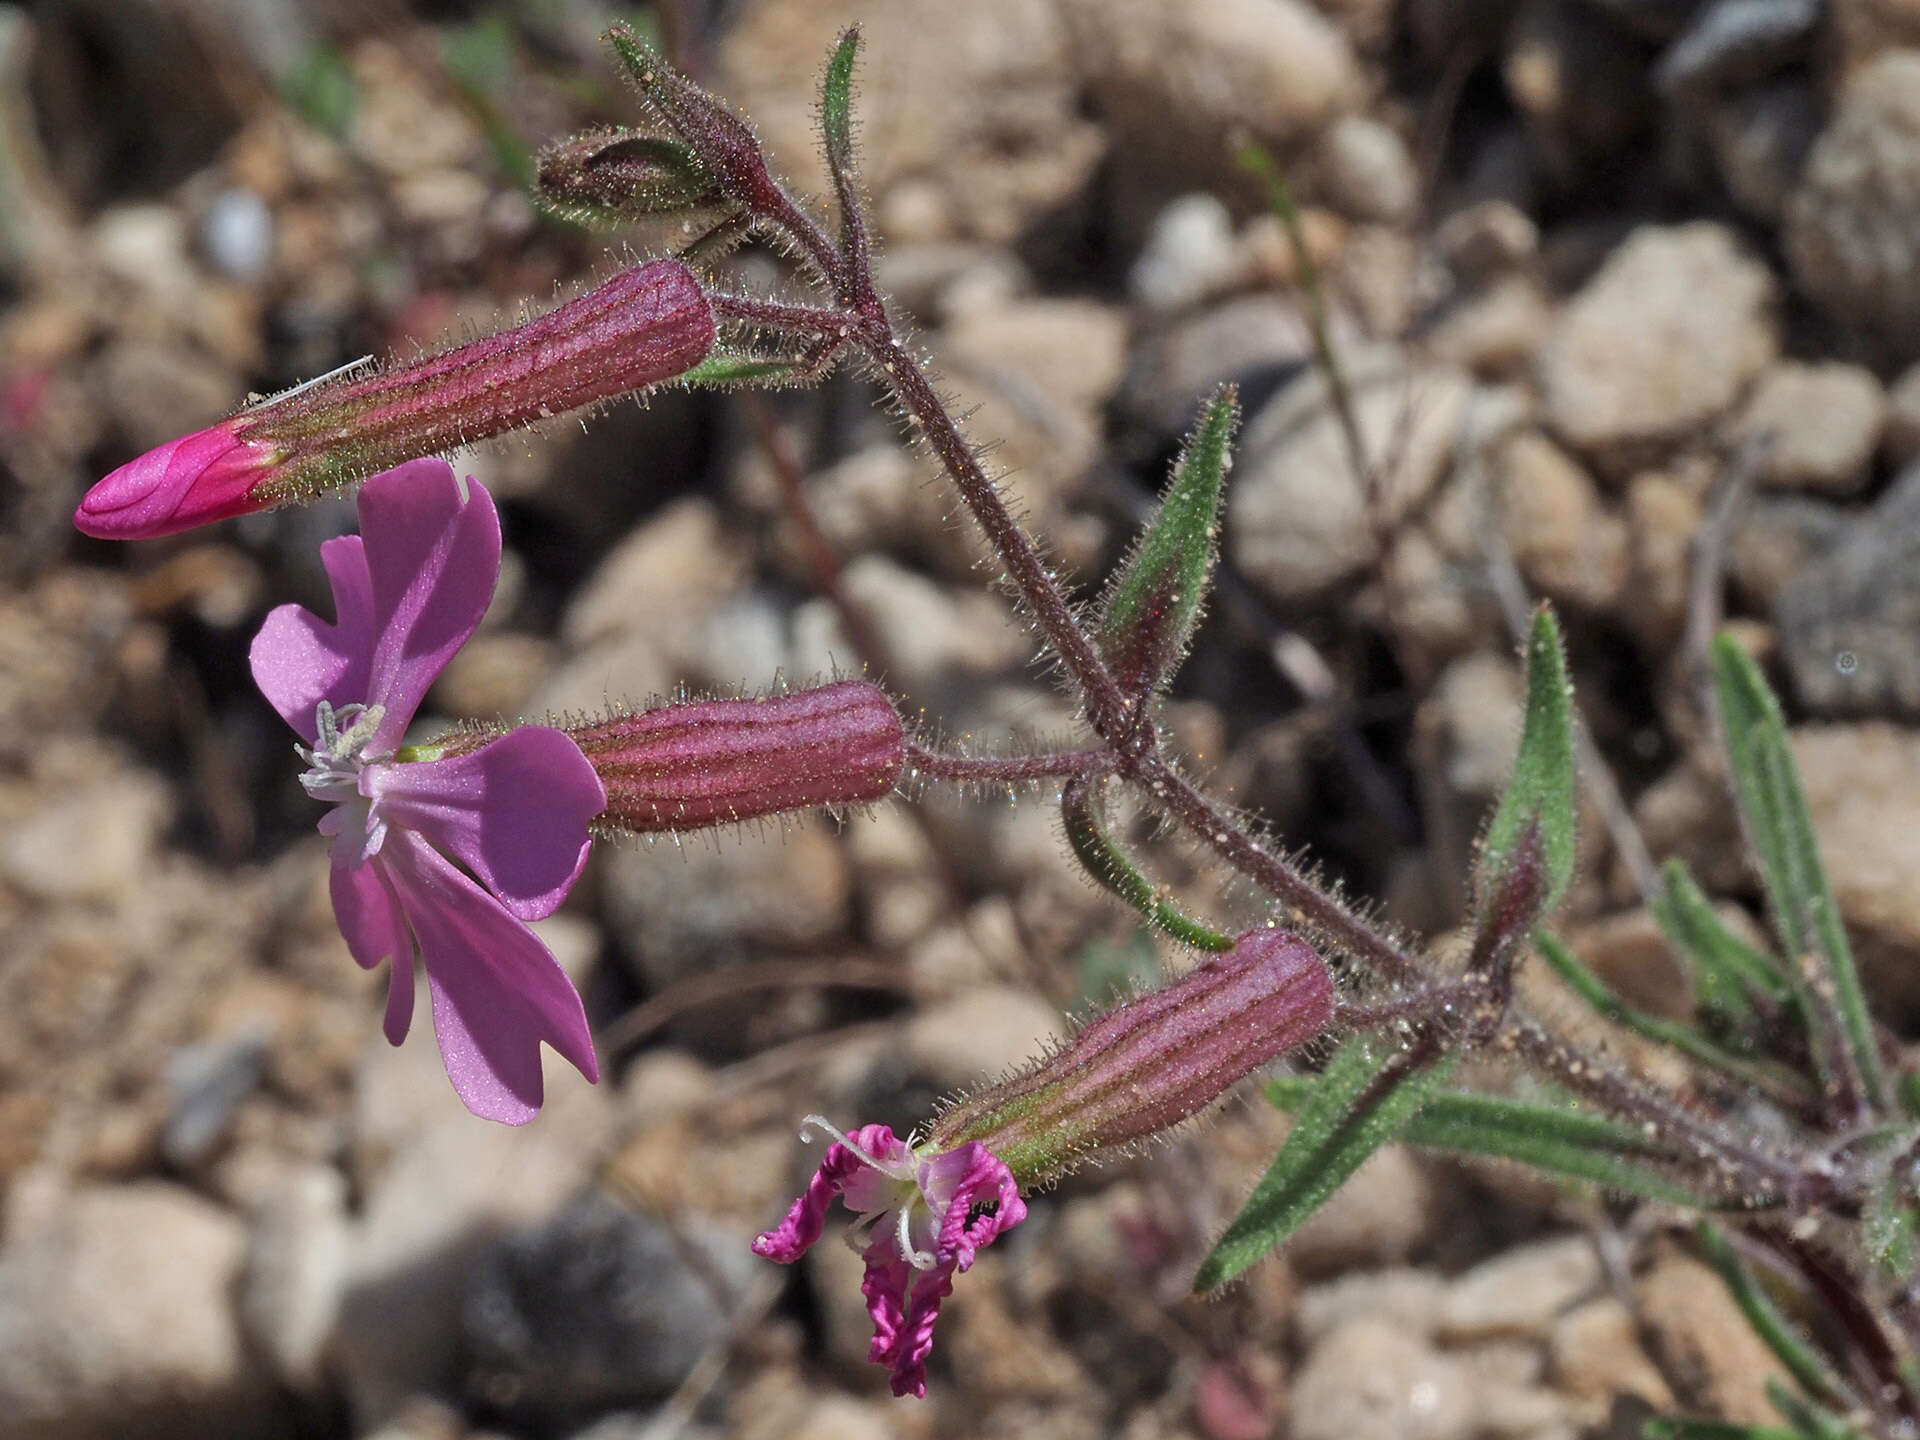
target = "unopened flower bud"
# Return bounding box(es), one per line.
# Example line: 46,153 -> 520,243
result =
930,929 -> 1334,1184
75,259 -> 715,539
567,680 -> 904,834
535,127 -> 725,226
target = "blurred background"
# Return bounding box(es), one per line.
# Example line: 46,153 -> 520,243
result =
3,0 -> 1920,1436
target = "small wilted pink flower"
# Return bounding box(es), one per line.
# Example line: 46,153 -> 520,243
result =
76,258 -> 715,539
753,1120 -> 1026,1398
249,457 -> 604,1123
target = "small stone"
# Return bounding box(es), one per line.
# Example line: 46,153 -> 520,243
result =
460,1192 -> 753,1426
1653,0 -> 1819,96
1297,1268 -> 1448,1344
563,498 -> 750,652
834,556 -> 1030,694
1636,1251 -> 1792,1424
241,1165 -> 352,1391
1775,462 -> 1920,717
1419,652 -> 1524,799
1540,223 -> 1778,465
1230,349 -> 1471,599
1291,1320 -> 1476,1440
1130,194 -> 1239,312
1734,360 -> 1886,493
0,1182 -> 271,1435
1624,469 -> 1704,647
1549,1298 -> 1675,1419
1314,115 -> 1420,224
1569,907 -> 1695,1019
1830,0 -> 1920,84
1496,431 -> 1629,610
1116,294 -> 1317,442
1425,274 -> 1555,378
904,984 -> 1060,1092
430,632 -> 555,721
1438,1234 -> 1600,1341
0,768 -> 170,903
198,187 -> 274,283
1730,496 -> 1851,606
1785,51 -> 1920,364
1287,1145 -> 1435,1274
1433,201 -> 1541,281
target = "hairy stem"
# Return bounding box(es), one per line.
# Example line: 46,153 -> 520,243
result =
906,741 -> 1118,785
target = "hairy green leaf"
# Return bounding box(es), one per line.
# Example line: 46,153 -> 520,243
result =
1198,1035 -> 1447,1291
821,28 -> 860,183
1479,606 -> 1577,921
677,352 -> 808,388
1061,780 -> 1234,952
1267,1076 -> 1735,1207
1711,635 -> 1888,1111
1698,1222 -> 1850,1411
1096,387 -> 1237,693
1652,858 -> 1791,1030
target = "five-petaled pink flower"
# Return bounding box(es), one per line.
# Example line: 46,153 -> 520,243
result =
753,1118 -> 1026,1397
248,457 -> 605,1123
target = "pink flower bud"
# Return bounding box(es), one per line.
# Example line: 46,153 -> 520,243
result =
930,929 -> 1334,1184
75,259 -> 716,539
566,680 -> 904,833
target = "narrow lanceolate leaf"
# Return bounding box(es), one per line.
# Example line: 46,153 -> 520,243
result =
1652,858 -> 1792,1032
1097,387 -> 1238,694
1710,635 -> 1889,1113
1764,1382 -> 1865,1440
1061,778 -> 1235,953
1478,605 -> 1577,922
820,28 -> 860,191
1266,1077 -> 1738,1208
1536,934 -> 1816,1110
1698,1222 -> 1851,1412
677,351 -> 810,388
1196,1033 -> 1449,1291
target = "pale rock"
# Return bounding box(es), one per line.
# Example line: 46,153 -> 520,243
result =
1624,470 -> 1703,647
1419,651 -> 1523,799
1785,51 -> 1920,364
667,591 -> 793,694
1297,1267 -> 1448,1344
1496,431 -> 1628,610
1548,1298 -> 1675,1419
844,803 -> 947,951
1287,1145 -> 1435,1273
795,443 -> 979,579
720,0 -> 1103,245
1885,359 -> 1920,463
939,1252 -> 1087,1399
597,821 -> 852,989
336,1045 -> 613,1427
563,498 -> 750,652
1064,0 -> 1363,171
1116,294 -> 1318,440
1291,1320 -> 1476,1440
429,632 -> 554,721
1830,0 -> 1920,76
1636,1252 -> 1792,1424
837,555 -> 1030,693
1425,273 -> 1555,377
526,634 -> 675,732
1231,350 -> 1472,599
91,203 -> 195,310
1130,194 -> 1239,312
1730,496 -> 1850,606
0,1182 -> 268,1437
1433,201 -> 1541,281
1335,223 -> 1420,336
98,340 -> 241,450
241,1165 -> 351,1391
1792,724 -> 1920,1014
1315,114 -> 1420,223
1540,223 -> 1778,463
904,984 -> 1060,1092
1734,360 -> 1886,493
1568,907 -> 1695,1020
1437,1234 -> 1600,1341
1383,525 -> 1482,659
1,767 -> 170,903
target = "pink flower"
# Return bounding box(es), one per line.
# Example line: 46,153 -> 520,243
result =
753,1120 -> 1026,1398
248,457 -> 605,1123
74,420 -> 277,539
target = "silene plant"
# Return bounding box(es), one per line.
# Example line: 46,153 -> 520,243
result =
77,25 -> 1920,1432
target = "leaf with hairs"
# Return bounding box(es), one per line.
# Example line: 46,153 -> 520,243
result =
1652,858 -> 1791,1032
1478,607 -> 1577,924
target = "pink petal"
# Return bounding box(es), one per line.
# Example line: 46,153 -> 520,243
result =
368,728 -> 605,921
329,856 -> 417,1046
860,1241 -> 914,1371
250,536 -> 374,743
354,459 -> 500,753
752,1125 -> 907,1264
379,830 -> 597,1124
923,1143 -> 1026,1273
886,1261 -> 958,1399
74,420 -> 275,539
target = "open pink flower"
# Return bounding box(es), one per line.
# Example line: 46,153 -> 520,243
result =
753,1119 -> 1026,1397
248,457 -> 605,1123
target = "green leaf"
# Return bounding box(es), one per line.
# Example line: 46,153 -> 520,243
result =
820,28 -> 860,184
280,43 -> 359,140
677,352 -> 808,388
1266,1076 -> 1736,1208
1061,780 -> 1235,953
1197,1034 -> 1448,1291
1096,386 -> 1238,693
1643,1419 -> 1804,1440
1652,858 -> 1792,1030
1536,934 -> 1816,1109
1711,635 -> 1889,1111
1698,1221 -> 1850,1411
1764,1382 -> 1864,1440
1479,606 -> 1578,920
